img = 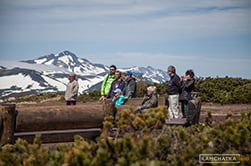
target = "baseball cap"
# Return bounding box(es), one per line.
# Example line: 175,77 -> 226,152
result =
113,88 -> 122,93
124,71 -> 133,76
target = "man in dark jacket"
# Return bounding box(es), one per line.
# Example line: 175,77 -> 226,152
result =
167,65 -> 181,119
180,69 -> 195,118
107,71 -> 125,99
123,71 -> 137,99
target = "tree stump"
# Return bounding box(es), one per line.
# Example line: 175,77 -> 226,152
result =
103,101 -> 115,117
0,104 -> 16,146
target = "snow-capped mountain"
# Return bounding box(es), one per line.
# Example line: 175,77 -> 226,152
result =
120,66 -> 169,83
22,51 -> 107,76
0,51 -> 169,98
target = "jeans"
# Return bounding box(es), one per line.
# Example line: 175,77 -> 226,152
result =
181,100 -> 188,118
168,94 -> 179,119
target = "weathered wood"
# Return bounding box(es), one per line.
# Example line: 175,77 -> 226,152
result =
103,101 -> 115,116
124,98 -> 142,106
125,96 -> 166,107
165,118 -> 187,126
0,104 -> 16,146
194,97 -> 202,124
14,128 -> 101,143
187,97 -> 202,125
16,105 -> 105,132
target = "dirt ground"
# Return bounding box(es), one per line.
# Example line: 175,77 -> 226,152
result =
201,103 -> 251,114
199,103 -> 251,123
14,99 -> 251,114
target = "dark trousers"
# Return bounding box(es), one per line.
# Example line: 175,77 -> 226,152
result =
66,101 -> 76,105
134,109 -> 142,114
181,100 -> 188,118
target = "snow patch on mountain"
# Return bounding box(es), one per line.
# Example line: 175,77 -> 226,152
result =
23,51 -> 106,76
0,73 -> 42,90
0,50 -> 169,98
0,60 -> 68,73
120,66 -> 169,83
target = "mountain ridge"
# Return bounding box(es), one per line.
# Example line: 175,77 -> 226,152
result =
0,50 -> 169,98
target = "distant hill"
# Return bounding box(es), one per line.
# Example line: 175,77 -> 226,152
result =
0,50 -> 169,98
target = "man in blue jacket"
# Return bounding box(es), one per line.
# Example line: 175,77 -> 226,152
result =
167,65 -> 181,119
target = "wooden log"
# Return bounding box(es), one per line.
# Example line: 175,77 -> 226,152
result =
0,104 -> 16,146
165,118 -> 187,126
15,104 -> 105,132
14,128 -> 101,143
187,97 -> 202,125
194,97 -> 202,124
124,96 -> 166,107
124,98 -> 142,106
103,101 -> 116,116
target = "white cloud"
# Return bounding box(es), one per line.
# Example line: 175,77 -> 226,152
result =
1,0 -> 250,43
87,51 -> 251,78
1,0 -> 251,78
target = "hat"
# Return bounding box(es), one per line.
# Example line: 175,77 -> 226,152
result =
69,72 -> 76,76
167,65 -> 176,73
113,88 -> 122,93
124,71 -> 133,76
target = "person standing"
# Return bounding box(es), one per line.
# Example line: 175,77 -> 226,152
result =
123,71 -> 137,99
167,65 -> 181,119
106,71 -> 125,99
180,70 -> 195,118
65,73 -> 79,105
100,65 -> 116,100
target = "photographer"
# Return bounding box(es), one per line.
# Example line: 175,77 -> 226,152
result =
179,69 -> 195,118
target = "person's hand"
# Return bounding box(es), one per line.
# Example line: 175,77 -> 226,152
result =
124,97 -> 129,100
181,75 -> 188,80
137,106 -> 141,110
100,96 -> 106,100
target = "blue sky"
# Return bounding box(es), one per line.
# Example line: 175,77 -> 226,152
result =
1,0 -> 251,78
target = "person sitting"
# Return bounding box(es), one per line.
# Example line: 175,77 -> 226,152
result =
106,71 -> 125,99
112,88 -> 125,105
134,86 -> 158,114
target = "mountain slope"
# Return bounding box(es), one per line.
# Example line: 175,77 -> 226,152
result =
120,66 -> 169,83
0,50 -> 169,98
22,51 -> 106,75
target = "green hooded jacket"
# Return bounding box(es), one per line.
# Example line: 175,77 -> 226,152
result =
101,74 -> 115,96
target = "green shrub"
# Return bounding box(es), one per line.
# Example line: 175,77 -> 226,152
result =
1,108 -> 250,166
